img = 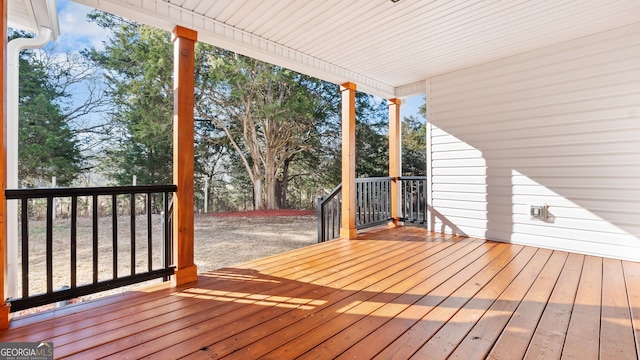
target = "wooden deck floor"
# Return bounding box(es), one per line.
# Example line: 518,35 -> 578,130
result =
2,226 -> 640,359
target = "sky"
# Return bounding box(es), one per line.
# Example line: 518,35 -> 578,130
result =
47,0 -> 426,122
48,0 -> 107,52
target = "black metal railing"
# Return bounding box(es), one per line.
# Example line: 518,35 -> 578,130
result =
356,177 -> 393,229
318,177 -> 393,242
399,176 -> 428,224
5,185 -> 177,312
317,176 -> 429,242
317,183 -> 342,243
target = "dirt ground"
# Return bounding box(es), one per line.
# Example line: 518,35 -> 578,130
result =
194,211 -> 317,272
14,211 -> 317,314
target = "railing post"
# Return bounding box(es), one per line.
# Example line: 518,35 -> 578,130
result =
340,82 -> 357,239
389,98 -> 402,226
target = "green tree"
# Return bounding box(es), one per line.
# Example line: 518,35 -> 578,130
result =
402,115 -> 426,176
86,14 -> 173,185
13,32 -> 83,186
319,91 -> 389,186
356,93 -> 388,177
195,47 -> 325,209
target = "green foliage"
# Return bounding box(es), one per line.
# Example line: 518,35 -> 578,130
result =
402,115 -> 427,176
13,31 -> 83,187
196,45 -> 329,209
311,90 -> 390,186
356,93 -> 388,177
86,13 -> 173,185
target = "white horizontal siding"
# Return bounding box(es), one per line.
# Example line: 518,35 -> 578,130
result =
428,23 -> 640,261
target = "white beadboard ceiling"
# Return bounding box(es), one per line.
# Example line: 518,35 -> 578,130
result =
73,0 -> 640,99
8,0 -> 60,38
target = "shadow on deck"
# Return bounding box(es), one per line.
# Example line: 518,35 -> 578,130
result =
1,226 -> 639,359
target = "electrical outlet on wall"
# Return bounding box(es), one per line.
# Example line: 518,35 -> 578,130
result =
530,204 -> 549,221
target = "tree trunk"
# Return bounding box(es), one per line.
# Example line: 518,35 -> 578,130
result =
278,156 -> 292,209
252,177 -> 263,210
264,168 -> 279,209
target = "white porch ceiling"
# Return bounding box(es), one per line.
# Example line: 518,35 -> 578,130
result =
8,0 -> 60,38
75,0 -> 640,99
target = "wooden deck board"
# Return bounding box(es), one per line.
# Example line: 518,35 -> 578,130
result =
523,252 -> 584,360
187,239 -> 482,360
561,256 -> 602,360
372,244 -> 525,360
623,261 -> 640,360
65,239 -> 421,359
0,226 -> 638,360
449,248 -> 554,360
600,258 -> 637,360
108,240 -> 441,360
414,247 -> 551,360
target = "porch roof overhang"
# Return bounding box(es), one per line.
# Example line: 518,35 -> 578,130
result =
8,0 -> 60,38
73,0 -> 640,99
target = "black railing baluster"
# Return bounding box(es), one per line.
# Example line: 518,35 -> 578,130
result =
367,181 -> 372,224
372,181 -> 376,222
21,198 -> 29,299
401,181 -> 407,220
371,181 -> 376,222
147,193 -> 153,272
337,192 -> 342,236
46,197 -> 54,294
417,179 -> 422,222
356,182 -> 364,224
92,194 -> 98,284
112,194 -> 118,279
376,181 -> 381,222
164,192 -> 172,273
130,193 -> 136,276
385,180 -> 389,220
71,196 -> 78,289
402,180 -> 407,219
412,180 -> 416,221
423,179 -> 428,223
377,181 -> 381,221
365,181 -> 370,225
317,196 -> 323,243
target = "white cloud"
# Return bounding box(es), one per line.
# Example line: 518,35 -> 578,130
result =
50,0 -> 109,53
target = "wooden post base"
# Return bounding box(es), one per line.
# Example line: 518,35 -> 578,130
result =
340,227 -> 358,240
0,303 -> 11,330
173,265 -> 198,286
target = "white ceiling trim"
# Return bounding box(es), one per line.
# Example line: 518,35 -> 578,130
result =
396,81 -> 427,99
75,0 -> 399,99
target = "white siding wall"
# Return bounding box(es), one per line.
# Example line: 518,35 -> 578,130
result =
427,23 -> 640,261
